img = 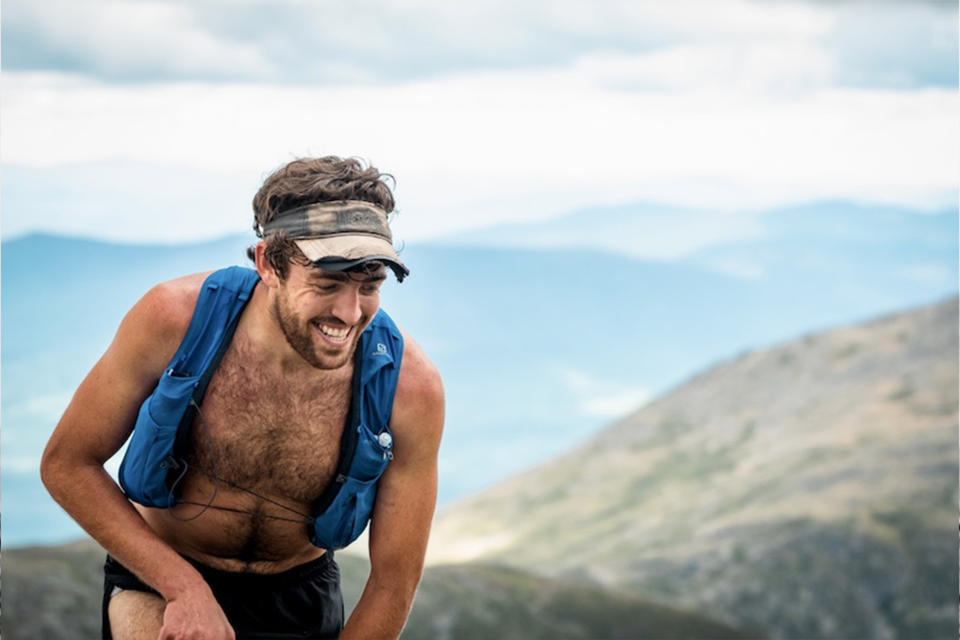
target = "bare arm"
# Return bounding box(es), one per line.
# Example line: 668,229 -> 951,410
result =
340,333 -> 444,640
41,275 -> 234,639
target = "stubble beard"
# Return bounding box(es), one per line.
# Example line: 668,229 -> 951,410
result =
272,292 -> 358,370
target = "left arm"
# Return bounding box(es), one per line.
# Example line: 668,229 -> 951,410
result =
341,333 -> 444,640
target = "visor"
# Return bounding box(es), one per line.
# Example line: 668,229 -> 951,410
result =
262,201 -> 409,281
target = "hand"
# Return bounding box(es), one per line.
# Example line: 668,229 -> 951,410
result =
158,586 -> 235,640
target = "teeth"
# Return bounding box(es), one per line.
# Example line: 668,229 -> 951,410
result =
317,323 -> 349,339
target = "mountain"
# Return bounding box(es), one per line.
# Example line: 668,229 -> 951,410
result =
2,539 -> 751,640
3,221 -> 956,546
426,297 -> 959,639
438,199 -> 957,281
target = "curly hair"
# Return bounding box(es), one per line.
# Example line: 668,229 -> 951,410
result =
246,156 -> 396,279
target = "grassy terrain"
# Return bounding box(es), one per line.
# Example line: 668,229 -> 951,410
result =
2,541 -> 749,639
428,297 -> 959,639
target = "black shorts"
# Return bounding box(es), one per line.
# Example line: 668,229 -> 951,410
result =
102,553 -> 344,639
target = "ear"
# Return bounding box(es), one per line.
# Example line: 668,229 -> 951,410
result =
254,241 -> 281,288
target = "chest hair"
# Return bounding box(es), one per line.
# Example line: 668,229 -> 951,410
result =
187,337 -> 352,504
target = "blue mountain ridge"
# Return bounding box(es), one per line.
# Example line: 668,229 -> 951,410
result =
2,219 -> 956,546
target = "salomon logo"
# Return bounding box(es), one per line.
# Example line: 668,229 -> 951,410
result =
374,343 -> 389,356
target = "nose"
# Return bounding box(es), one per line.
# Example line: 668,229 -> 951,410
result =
330,286 -> 363,325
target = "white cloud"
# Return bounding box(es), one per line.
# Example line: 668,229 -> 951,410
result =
4,0 -> 836,83
694,258 -> 766,281
556,366 -> 652,419
895,263 -> 956,286
571,42 -> 833,93
7,0 -> 273,80
3,390 -> 75,427
2,1 -> 956,243
3,455 -> 42,474
8,0 -> 955,92
2,65 -> 956,243
582,389 -> 653,419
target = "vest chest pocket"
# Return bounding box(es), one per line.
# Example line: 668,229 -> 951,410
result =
350,424 -> 393,481
148,370 -> 199,425
120,399 -> 180,507
119,370 -> 199,508
309,425 -> 393,549
311,474 -> 381,550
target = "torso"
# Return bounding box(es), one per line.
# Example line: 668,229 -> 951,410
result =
139,299 -> 353,573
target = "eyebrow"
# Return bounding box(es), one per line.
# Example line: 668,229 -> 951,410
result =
309,271 -> 387,284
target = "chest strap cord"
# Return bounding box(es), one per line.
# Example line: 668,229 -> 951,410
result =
166,398 -> 312,525
165,398 -> 221,522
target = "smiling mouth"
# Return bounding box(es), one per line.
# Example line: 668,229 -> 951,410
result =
314,321 -> 352,344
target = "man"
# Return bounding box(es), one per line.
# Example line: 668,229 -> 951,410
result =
41,156 -> 444,639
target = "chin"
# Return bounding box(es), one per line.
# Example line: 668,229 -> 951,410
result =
308,335 -> 361,370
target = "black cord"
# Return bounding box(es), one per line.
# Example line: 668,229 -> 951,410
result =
166,398 -> 221,522
188,466 -> 312,521
175,500 -> 310,524
167,398 -> 312,525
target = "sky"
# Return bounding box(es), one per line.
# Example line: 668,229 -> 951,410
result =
1,0 -> 958,247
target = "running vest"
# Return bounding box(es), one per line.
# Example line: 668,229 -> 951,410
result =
117,266 -> 403,550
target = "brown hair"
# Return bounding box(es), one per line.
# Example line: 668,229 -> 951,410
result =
246,156 -> 396,278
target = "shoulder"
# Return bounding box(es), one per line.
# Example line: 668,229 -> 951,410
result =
396,331 -> 443,409
134,272 -> 209,339
391,329 -> 444,439
114,272 -> 212,374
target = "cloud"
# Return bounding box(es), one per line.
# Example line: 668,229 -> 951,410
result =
1,162 -> 258,242
441,204 -> 769,262
829,2 -> 958,89
569,42 -> 833,94
692,258 -> 766,281
556,367 -> 652,419
582,389 -> 653,419
2,2 -> 956,243
2,0 -> 955,89
2,66 -> 956,242
3,0 -> 273,82
895,263 -> 956,286
3,391 -> 75,428
3,456 -> 42,474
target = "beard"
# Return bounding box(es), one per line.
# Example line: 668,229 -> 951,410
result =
272,290 -> 360,370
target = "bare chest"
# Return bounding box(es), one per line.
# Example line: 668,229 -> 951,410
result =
187,346 -> 351,504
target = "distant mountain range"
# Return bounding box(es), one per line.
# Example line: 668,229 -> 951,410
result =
438,199 -> 956,275
2,199 -> 957,546
426,296 -> 959,639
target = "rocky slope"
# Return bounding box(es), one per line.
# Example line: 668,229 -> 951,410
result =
427,296 -> 959,639
2,540 -> 748,639
2,539 -> 106,639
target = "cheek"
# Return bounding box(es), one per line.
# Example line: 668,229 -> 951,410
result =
360,295 -> 380,318
291,290 -> 326,313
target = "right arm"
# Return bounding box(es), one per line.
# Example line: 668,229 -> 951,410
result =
40,277 -> 234,640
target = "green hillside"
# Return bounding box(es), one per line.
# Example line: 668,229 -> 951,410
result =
3,541 -> 749,639
428,297 -> 959,639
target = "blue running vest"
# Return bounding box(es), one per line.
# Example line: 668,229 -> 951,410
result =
117,266 -> 402,550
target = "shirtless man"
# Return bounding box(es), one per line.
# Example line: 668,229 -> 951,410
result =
41,157 -> 444,639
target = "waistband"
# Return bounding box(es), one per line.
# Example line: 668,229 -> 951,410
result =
185,551 -> 336,588
106,550 -> 335,590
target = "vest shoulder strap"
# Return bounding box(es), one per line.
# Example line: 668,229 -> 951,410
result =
169,267 -> 260,377
169,266 -> 259,458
